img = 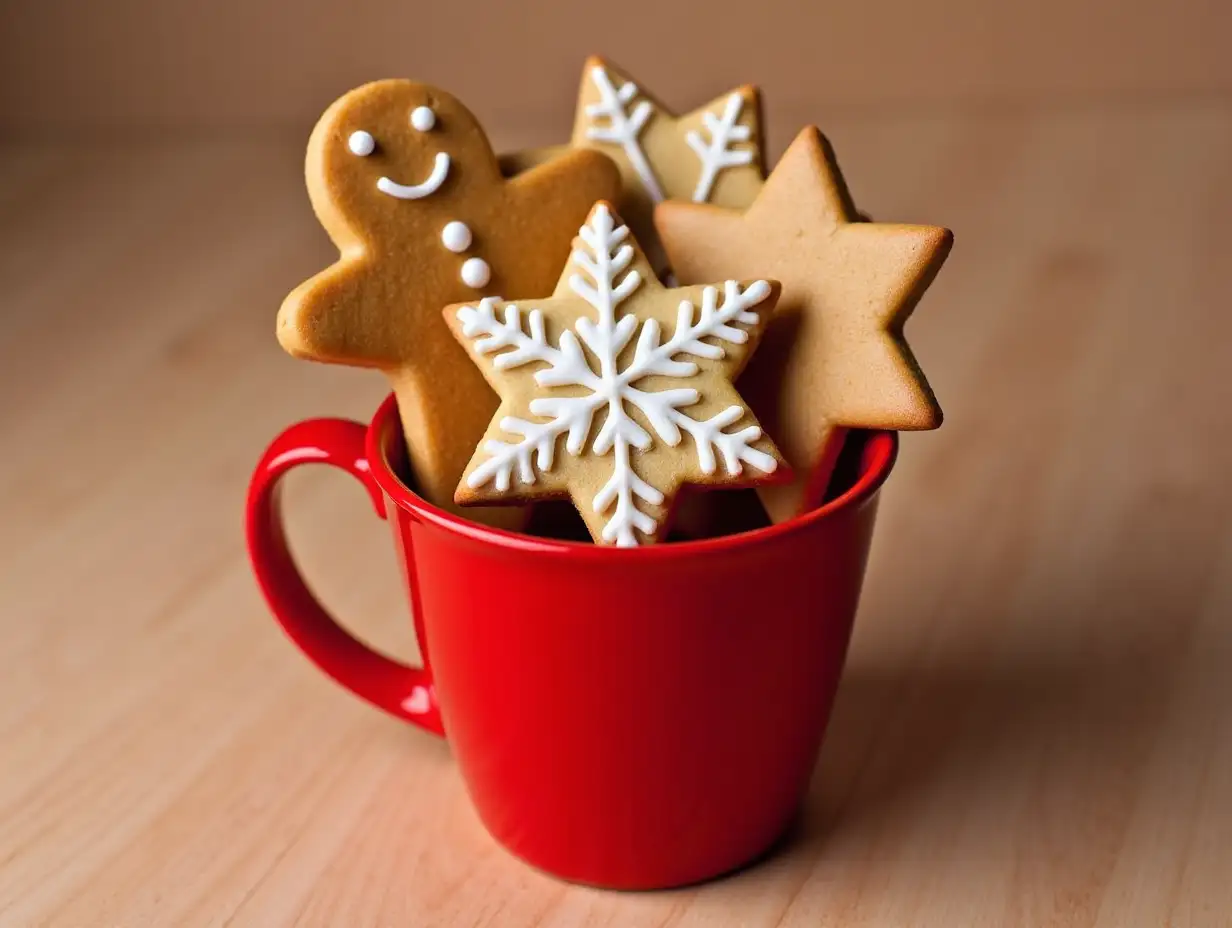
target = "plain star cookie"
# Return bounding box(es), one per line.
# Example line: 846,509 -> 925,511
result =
655,126 -> 953,524
500,55 -> 764,273
443,202 -> 787,546
277,79 -> 620,521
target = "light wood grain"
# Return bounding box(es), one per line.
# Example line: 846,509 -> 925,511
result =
2,103 -> 1231,926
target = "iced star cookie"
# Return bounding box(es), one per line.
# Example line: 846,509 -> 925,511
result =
277,79 -> 621,521
443,203 -> 787,546
500,56 -> 764,273
655,126 -> 952,524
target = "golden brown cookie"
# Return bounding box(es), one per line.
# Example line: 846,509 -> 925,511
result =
655,126 -> 952,524
500,56 -> 764,273
443,202 -> 787,546
277,79 -> 621,522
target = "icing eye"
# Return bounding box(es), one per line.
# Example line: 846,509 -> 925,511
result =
410,106 -> 436,132
348,130 -> 376,157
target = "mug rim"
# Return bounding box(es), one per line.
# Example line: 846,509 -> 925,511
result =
365,393 -> 898,560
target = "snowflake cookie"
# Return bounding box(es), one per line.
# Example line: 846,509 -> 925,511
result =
444,202 -> 787,547
501,56 -> 765,274
572,57 -> 764,272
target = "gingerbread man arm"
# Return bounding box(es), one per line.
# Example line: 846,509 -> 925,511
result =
503,149 -> 622,293
277,257 -> 406,367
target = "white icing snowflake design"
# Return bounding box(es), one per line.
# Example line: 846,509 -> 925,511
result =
584,66 -> 665,203
584,67 -> 755,206
685,93 -> 755,203
456,205 -> 777,546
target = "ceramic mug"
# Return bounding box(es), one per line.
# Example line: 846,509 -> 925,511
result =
245,392 -> 897,889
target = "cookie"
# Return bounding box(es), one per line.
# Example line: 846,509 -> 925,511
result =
443,202 -> 787,546
655,126 -> 952,524
277,79 -> 621,523
500,56 -> 765,273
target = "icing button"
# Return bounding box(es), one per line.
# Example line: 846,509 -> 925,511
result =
461,257 -> 491,289
441,221 -> 472,253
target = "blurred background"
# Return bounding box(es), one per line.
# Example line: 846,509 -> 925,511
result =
2,0 -> 1230,134
2,0 -> 1232,134
3,3 -> 1231,924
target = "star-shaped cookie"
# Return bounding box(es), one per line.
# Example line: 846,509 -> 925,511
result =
443,202 -> 787,546
655,126 -> 953,524
500,56 -> 765,272
277,79 -> 620,520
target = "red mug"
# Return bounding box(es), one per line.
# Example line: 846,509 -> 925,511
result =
246,393 -> 897,889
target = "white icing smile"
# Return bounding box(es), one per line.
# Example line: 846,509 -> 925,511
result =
376,152 -> 451,199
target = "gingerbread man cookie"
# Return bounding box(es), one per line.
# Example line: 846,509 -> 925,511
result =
500,56 -> 764,273
655,127 -> 952,525
443,202 -> 786,546
277,79 -> 621,520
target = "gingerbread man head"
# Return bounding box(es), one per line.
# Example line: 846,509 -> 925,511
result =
279,79 -> 620,371
305,80 -> 500,257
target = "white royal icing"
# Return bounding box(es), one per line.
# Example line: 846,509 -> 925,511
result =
685,93 -> 755,203
456,205 -> 776,546
348,130 -> 376,157
441,221 -> 472,253
410,105 -> 436,131
377,152 -> 450,199
584,66 -> 665,203
460,257 -> 491,289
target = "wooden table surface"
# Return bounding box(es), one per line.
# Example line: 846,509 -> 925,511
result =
3,101 -> 1231,927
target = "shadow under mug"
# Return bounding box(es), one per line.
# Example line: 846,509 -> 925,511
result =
245,393 -> 898,890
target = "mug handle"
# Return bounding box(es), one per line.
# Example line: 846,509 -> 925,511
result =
245,417 -> 444,736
